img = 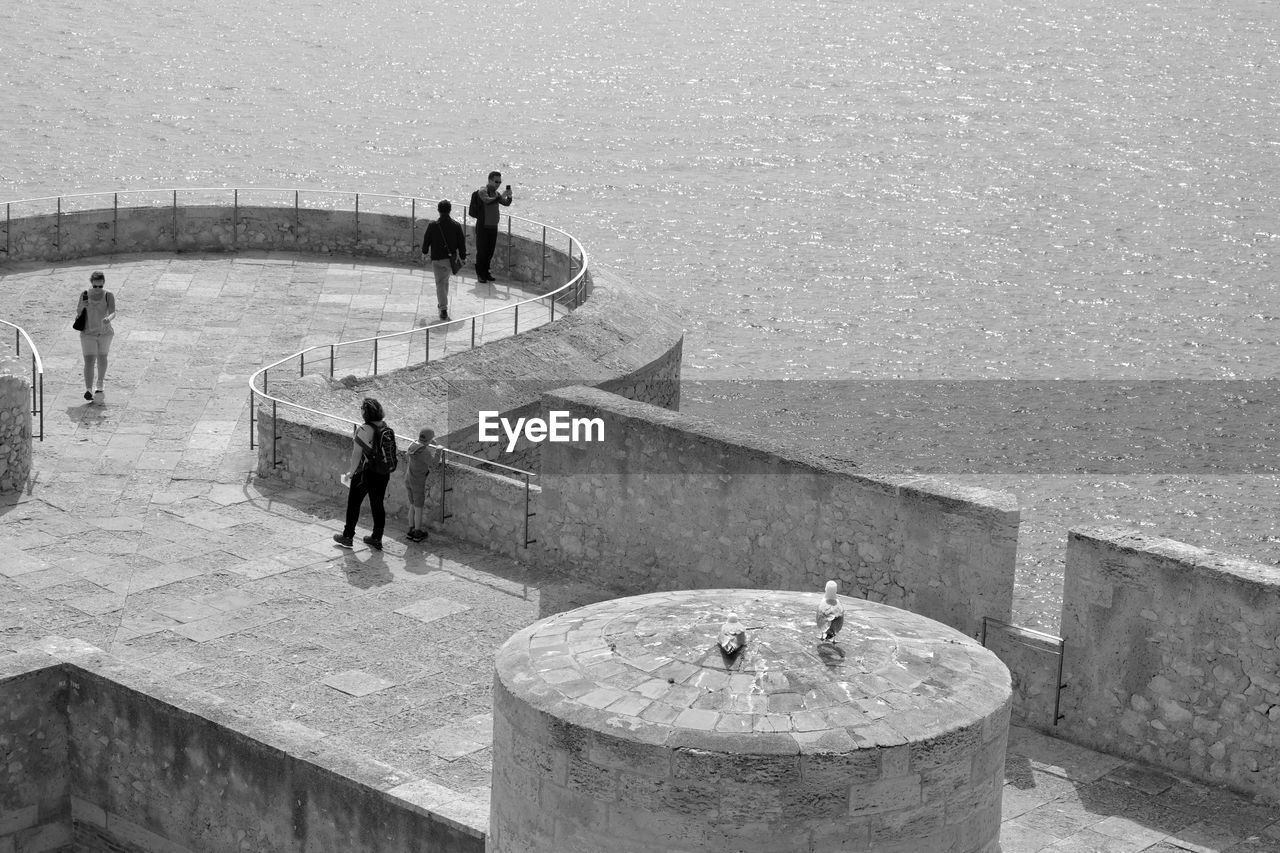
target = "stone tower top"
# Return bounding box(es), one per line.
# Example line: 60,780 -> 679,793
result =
497,587 -> 1009,752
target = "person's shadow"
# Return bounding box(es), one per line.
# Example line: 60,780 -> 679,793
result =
65,401 -> 109,425
336,549 -> 393,590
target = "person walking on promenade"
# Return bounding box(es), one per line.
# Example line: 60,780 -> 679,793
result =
75,271 -> 116,404
334,397 -> 398,551
421,200 -> 466,321
469,171 -> 512,283
404,427 -> 439,542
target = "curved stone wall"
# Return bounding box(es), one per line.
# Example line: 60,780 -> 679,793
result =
491,589 -> 1012,853
0,366 -> 32,493
0,202 -> 573,295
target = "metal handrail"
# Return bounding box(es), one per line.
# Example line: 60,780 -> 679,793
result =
0,319 -> 45,441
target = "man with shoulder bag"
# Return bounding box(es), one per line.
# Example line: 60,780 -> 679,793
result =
421,199 -> 466,321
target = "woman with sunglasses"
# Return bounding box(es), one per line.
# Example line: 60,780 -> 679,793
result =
76,271 -> 116,404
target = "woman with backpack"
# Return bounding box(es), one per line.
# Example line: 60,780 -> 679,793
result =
333,397 -> 398,551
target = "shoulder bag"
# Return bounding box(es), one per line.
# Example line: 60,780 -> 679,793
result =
72,291 -> 87,331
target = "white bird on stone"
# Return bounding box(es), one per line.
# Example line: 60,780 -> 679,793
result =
816,580 -> 844,642
719,612 -> 746,655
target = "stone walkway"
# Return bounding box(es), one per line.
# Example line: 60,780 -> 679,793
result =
1,255 -> 1277,851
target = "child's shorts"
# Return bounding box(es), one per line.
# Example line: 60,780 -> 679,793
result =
406,476 -> 427,507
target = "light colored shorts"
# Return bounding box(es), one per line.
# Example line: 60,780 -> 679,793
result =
80,333 -> 114,356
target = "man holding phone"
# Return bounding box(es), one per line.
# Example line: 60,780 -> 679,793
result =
470,170 -> 513,283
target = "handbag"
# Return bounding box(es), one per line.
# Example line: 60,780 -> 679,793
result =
72,291 -> 87,331
450,255 -> 463,275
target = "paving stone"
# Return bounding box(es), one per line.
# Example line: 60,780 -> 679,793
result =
323,669 -> 398,697
394,596 -> 471,624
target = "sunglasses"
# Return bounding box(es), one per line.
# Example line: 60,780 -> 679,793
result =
91,283 -> 104,288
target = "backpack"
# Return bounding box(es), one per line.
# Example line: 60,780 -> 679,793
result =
360,424 -> 399,475
467,190 -> 484,220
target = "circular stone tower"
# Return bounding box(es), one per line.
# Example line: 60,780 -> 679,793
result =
490,589 -> 1012,853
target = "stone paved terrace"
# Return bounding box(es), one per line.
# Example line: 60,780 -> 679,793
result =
1,255 -> 1278,852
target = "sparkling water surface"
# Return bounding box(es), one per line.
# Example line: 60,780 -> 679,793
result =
2,0 -> 1277,628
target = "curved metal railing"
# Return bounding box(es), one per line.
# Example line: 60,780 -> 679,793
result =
239,191 -> 588,456
0,319 -> 45,441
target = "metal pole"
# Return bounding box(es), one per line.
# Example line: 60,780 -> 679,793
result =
329,344 -> 335,378
425,329 -> 430,364
5,202 -> 9,257
37,372 -> 43,442
299,352 -> 304,378
1055,641 -> 1067,725
294,190 -> 299,245
271,399 -> 279,468
113,193 -> 118,249
514,305 -> 519,335
233,189 -> 239,248
440,459 -> 448,522
172,190 -> 178,248
524,473 -> 534,546
249,389 -> 256,449
506,215 -> 512,272
471,319 -> 476,349
373,338 -> 379,375
411,198 -> 416,253
541,225 -> 546,285
355,193 -> 360,249
55,196 -> 61,255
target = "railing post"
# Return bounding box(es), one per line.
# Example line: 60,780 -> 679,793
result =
294,190 -> 299,246
523,472 -> 537,547
506,215 -> 512,273
514,304 -> 519,336
271,399 -> 279,468
410,198 -> 416,252
471,319 -> 476,349
541,225 -> 546,284
233,189 -> 239,248
425,329 -> 430,364
112,193 -> 118,249
37,371 -> 43,442
172,189 -> 178,248
355,193 -> 360,250
373,337 -> 379,375
55,196 -> 61,255
329,344 -> 335,378
4,202 -> 9,257
249,389 -> 256,449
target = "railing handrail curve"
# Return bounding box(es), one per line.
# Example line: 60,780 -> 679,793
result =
0,317 -> 46,441
0,319 -> 44,375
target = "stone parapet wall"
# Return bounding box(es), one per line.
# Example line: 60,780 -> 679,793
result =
256,265 -> 684,558
1058,528 -> 1280,800
0,639 -> 485,853
0,652 -> 70,853
0,368 -> 32,493
530,386 -> 1019,638
0,204 -> 574,296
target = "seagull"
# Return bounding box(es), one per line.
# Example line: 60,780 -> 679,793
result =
817,580 -> 844,642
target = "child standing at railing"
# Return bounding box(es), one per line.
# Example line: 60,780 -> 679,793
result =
405,428 -> 438,542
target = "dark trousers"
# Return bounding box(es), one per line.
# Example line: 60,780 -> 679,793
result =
342,470 -> 389,540
475,227 -> 498,279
